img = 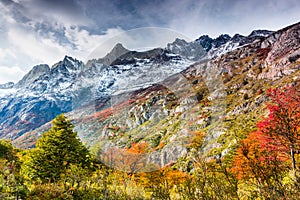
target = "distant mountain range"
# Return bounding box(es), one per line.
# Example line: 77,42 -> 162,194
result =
1,22 -> 299,167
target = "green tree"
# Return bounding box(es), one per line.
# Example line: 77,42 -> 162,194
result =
22,114 -> 93,183
0,140 -> 27,199
0,139 -> 18,161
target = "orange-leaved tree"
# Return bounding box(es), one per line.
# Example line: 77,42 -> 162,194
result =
102,142 -> 149,174
232,130 -> 287,183
139,165 -> 187,199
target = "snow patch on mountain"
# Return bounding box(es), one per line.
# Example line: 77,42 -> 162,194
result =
0,45 -> 193,139
0,88 -> 17,97
167,30 -> 274,60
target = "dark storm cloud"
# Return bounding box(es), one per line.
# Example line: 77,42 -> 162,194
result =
2,0 -> 300,38
77,0 -> 168,32
0,0 -> 31,24
28,0 -> 90,25
0,0 -> 90,26
0,0 -> 13,5
74,0 -> 300,38
33,0 -> 82,14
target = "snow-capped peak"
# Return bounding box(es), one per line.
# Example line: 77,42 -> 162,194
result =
97,43 -> 130,66
15,64 -> 50,88
248,30 -> 274,38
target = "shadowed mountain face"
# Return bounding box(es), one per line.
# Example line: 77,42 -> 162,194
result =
96,43 -> 130,66
15,64 -> 50,88
1,23 -> 300,165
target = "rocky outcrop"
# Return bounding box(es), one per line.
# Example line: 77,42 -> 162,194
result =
147,141 -> 188,167
15,64 -> 50,88
248,30 -> 274,38
260,22 -> 300,79
167,38 -> 206,61
97,43 -> 130,65
196,34 -> 231,51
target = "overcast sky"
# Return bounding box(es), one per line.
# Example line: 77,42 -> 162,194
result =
0,0 -> 299,84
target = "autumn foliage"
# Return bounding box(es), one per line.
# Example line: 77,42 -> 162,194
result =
101,142 -> 149,174
232,85 -> 300,197
232,130 -> 287,181
258,86 -> 300,172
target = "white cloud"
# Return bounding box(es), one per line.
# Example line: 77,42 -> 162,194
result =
0,65 -> 25,84
0,0 -> 127,80
7,26 -> 69,65
6,24 -> 127,66
64,26 -> 125,61
0,48 -> 17,60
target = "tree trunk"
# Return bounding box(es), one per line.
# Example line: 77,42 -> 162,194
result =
290,145 -> 296,178
15,190 -> 19,200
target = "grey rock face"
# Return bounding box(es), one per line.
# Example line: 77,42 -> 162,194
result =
167,38 -> 206,61
147,143 -> 188,167
248,30 -> 274,38
196,34 -> 231,51
15,64 -> 50,88
195,35 -> 214,51
97,43 -> 130,65
260,22 -> 300,79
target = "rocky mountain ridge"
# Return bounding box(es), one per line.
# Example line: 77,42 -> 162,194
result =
0,46 -> 192,140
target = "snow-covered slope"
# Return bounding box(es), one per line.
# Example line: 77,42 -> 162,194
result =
0,46 -> 192,139
206,30 -> 274,58
167,30 -> 274,60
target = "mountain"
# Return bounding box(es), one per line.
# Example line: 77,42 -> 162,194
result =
94,43 -> 130,66
0,45 -> 192,140
1,22 -> 300,169
167,29 -> 274,60
166,38 -> 206,61
0,56 -> 85,140
248,29 -> 274,37
204,30 -> 274,59
15,64 -> 50,88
